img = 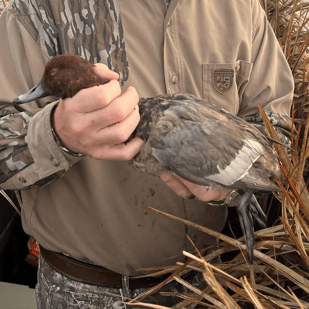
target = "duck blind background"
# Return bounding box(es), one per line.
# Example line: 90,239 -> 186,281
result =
1,0 -> 309,308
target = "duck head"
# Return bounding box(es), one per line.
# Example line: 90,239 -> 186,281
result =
12,54 -> 109,104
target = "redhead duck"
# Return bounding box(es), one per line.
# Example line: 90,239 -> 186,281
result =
12,54 -> 108,108
13,54 -> 283,263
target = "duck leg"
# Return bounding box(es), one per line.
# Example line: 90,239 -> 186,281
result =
249,194 -> 267,228
236,190 -> 267,263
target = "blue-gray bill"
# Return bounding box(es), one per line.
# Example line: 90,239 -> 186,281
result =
12,79 -> 48,112
12,79 -> 48,104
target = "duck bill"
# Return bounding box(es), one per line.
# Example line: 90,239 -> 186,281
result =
12,79 -> 50,104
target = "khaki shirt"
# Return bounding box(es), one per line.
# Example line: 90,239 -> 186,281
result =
0,0 -> 293,275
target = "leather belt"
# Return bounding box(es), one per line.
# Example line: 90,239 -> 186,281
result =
40,245 -> 168,289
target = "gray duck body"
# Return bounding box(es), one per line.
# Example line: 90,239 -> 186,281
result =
131,93 -> 282,194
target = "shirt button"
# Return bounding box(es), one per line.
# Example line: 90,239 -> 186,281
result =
52,159 -> 60,167
19,177 -> 27,183
171,75 -> 178,84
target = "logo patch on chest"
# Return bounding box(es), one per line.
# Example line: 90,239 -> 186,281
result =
213,69 -> 234,94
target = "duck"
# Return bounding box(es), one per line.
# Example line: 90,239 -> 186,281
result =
12,54 -> 109,110
12,54 -> 283,264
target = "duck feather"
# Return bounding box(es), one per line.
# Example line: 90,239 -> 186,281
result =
132,93 -> 281,193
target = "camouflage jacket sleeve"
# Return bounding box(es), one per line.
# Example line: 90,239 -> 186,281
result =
0,9 -> 80,190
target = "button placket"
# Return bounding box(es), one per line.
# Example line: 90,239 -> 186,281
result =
164,8 -> 184,94
164,11 -> 185,94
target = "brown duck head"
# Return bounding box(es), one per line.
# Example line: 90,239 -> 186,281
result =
12,54 -> 109,104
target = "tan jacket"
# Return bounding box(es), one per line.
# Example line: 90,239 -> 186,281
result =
0,0 -> 293,275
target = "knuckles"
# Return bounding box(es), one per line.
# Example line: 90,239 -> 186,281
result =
92,90 -> 113,107
113,129 -> 133,144
111,104 -> 132,122
77,80 -> 121,107
70,121 -> 87,137
109,102 -> 140,127
126,86 -> 139,105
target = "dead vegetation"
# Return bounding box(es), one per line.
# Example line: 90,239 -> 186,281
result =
260,0 -> 309,123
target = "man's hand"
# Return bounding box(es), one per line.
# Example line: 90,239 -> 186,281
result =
53,63 -> 144,160
159,172 -> 231,202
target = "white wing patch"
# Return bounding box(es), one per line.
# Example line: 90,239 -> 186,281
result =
206,139 -> 264,186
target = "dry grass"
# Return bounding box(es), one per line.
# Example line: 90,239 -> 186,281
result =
0,1 -> 6,15
0,0 -> 6,10
260,0 -> 309,123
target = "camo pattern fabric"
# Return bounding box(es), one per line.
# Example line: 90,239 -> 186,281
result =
0,0 -> 128,188
36,254 -> 206,309
0,111 -> 34,183
8,0 -> 128,84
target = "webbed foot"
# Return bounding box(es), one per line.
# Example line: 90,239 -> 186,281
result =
236,190 -> 267,263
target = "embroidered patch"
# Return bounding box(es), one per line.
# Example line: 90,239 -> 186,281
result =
213,69 -> 234,94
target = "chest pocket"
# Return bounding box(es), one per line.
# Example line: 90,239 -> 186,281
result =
202,61 -> 253,114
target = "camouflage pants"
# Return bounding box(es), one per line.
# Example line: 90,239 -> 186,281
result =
35,254 -> 206,309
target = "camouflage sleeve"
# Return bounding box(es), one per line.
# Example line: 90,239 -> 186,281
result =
0,101 -> 79,190
0,111 -> 34,183
0,6 -> 73,190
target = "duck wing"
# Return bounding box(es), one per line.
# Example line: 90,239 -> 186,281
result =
152,120 -> 264,188
135,95 -> 279,191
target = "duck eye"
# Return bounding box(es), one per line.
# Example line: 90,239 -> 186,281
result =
50,68 -> 58,76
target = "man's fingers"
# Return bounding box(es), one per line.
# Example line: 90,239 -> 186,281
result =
89,86 -> 139,128
71,79 -> 122,113
94,63 -> 119,81
204,189 -> 231,201
159,173 -> 192,197
90,137 -> 144,161
159,173 -> 232,202
95,105 -> 140,145
176,175 -> 230,201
